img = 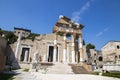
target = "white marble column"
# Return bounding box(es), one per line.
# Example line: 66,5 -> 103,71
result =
53,45 -> 57,62
53,33 -> 57,62
67,44 -> 70,63
79,35 -> 84,62
63,33 -> 67,63
46,45 -> 49,62
23,50 -> 28,62
57,46 -> 60,62
71,34 -> 76,63
15,32 -> 22,60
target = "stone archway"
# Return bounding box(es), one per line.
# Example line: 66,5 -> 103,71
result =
98,56 -> 103,61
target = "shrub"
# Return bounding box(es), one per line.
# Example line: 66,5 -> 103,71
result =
102,72 -> 120,78
23,68 -> 29,72
92,71 -> 100,75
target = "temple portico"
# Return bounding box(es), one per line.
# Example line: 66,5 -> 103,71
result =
53,15 -> 84,64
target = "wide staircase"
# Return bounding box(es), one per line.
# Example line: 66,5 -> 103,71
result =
70,63 -> 92,74
46,63 -> 74,74
27,63 -> 93,80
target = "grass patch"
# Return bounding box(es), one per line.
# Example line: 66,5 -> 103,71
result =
102,72 -> 120,78
92,71 -> 100,75
23,68 -> 29,72
0,73 -> 15,80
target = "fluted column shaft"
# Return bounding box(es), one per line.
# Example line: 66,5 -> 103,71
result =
79,34 -> 84,62
53,33 -> 57,62
71,34 -> 76,63
63,33 -> 67,63
15,32 -> 22,60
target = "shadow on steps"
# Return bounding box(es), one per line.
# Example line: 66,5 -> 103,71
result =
69,63 -> 93,74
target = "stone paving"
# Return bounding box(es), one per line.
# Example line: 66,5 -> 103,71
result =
11,63 -> 120,80
13,71 -> 120,80
46,63 -> 74,74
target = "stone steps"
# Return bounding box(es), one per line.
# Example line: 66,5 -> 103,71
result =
70,64 -> 91,74
46,63 -> 74,74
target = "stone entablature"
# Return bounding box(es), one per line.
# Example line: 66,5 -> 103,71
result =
14,27 -> 31,38
101,41 -> 120,64
53,15 -> 83,35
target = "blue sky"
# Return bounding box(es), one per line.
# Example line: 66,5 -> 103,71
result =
0,0 -> 120,50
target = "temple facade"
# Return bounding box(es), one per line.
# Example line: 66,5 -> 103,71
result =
11,15 -> 85,64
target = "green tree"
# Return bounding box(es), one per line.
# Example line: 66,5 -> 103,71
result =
86,43 -> 95,50
86,43 -> 95,58
0,29 -> 3,35
27,33 -> 39,41
5,32 -> 17,44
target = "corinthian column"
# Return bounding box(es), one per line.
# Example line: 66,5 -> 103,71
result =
79,34 -> 84,62
53,33 -> 57,62
71,34 -> 76,63
15,32 -> 22,60
63,33 -> 67,63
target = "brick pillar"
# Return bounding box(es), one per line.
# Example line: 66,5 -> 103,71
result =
79,34 -> 84,62
63,33 -> 67,63
71,34 -> 76,63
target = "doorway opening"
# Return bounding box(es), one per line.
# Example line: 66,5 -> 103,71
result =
48,46 -> 54,62
20,47 -> 30,62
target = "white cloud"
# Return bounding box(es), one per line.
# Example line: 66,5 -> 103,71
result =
96,32 -> 103,37
103,27 -> 109,31
72,0 -> 94,22
96,27 -> 110,37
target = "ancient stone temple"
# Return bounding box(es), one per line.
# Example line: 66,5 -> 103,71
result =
11,15 -> 84,64
53,15 -> 84,63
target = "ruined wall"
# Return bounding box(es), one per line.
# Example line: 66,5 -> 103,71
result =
0,36 -> 7,72
102,41 -> 120,64
11,33 -> 72,63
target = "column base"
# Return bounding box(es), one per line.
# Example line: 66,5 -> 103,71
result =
80,58 -> 84,62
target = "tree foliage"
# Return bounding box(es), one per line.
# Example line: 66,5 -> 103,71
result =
86,43 -> 95,49
26,33 -> 39,41
5,31 -> 18,44
0,30 -> 17,44
57,32 -> 63,36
